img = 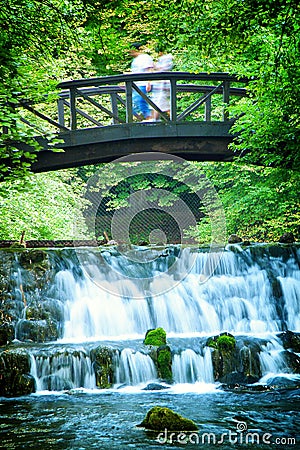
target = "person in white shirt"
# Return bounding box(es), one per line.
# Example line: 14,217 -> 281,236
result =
129,43 -> 154,120
151,53 -> 174,121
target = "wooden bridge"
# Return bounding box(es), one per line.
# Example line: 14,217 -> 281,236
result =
14,72 -> 248,171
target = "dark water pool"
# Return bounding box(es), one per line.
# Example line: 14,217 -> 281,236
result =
0,388 -> 299,450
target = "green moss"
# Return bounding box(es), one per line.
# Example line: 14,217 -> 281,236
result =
207,333 -> 236,352
144,327 -> 167,346
138,406 -> 198,431
157,346 -> 172,382
90,346 -> 114,389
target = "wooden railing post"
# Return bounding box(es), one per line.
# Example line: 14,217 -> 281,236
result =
223,80 -> 230,121
110,93 -> 119,124
69,87 -> 77,130
125,81 -> 133,123
57,98 -> 65,128
170,79 -> 177,122
204,96 -> 212,121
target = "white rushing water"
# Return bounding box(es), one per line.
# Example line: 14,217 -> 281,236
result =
30,350 -> 96,391
172,347 -> 214,384
28,245 -> 300,392
56,246 -> 300,340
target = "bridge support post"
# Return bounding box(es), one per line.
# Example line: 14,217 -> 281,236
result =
170,79 -> 177,122
70,87 -> 77,130
223,81 -> 230,121
125,81 -> 133,123
57,98 -> 65,128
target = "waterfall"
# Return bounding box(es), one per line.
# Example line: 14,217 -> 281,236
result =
5,244 -> 300,393
114,349 -> 157,386
259,337 -> 290,376
172,347 -> 214,384
53,246 -> 300,340
278,276 -> 300,330
30,349 -> 96,391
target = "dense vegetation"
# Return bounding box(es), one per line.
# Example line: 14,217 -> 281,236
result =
0,0 -> 299,242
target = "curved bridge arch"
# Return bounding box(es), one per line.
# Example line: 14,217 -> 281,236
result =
11,72 -> 248,172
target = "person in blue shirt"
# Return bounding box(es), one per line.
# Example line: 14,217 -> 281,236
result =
129,43 -> 154,121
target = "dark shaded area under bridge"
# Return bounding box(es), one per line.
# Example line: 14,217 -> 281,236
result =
14,72 -> 249,171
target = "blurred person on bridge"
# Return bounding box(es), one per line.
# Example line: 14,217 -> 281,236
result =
129,43 -> 154,121
151,50 -> 174,121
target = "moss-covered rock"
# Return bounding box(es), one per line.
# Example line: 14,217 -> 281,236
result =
0,348 -> 36,397
138,406 -> 198,431
90,346 -> 114,388
206,333 -> 237,381
207,333 -> 236,351
144,327 -> 167,346
157,345 -> 172,383
144,329 -> 172,382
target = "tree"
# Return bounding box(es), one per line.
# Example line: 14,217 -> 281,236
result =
0,170 -> 88,240
0,0 -> 98,181
2,0 -> 300,176
88,0 -> 300,169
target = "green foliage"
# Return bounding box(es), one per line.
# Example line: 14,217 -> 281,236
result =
144,327 -> 167,346
0,0 -> 300,242
0,171 -> 88,240
186,162 -> 300,242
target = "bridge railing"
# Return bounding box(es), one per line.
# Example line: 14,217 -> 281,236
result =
57,72 -> 248,131
9,72 -> 247,135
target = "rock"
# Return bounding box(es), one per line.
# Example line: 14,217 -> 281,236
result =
239,342 -> 262,380
144,327 -> 167,346
228,234 -> 243,244
0,323 -> 15,346
279,330 -> 300,353
281,351 -> 300,373
142,383 -> 170,391
206,334 -> 264,384
207,333 -> 236,352
264,376 -> 300,390
19,250 -> 48,267
207,333 -> 237,381
137,406 -> 198,431
0,348 -> 35,397
157,345 -> 172,383
221,383 -> 273,393
242,240 -> 251,246
279,232 -> 295,243
219,371 -> 259,385
16,319 -> 59,342
90,346 -> 114,389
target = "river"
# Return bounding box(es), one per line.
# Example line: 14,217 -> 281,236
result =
0,243 -> 299,449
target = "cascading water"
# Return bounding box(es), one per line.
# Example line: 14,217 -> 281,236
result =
172,347 -> 214,384
56,245 -> 299,340
30,349 -> 96,391
114,349 -> 157,386
8,244 -> 300,393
